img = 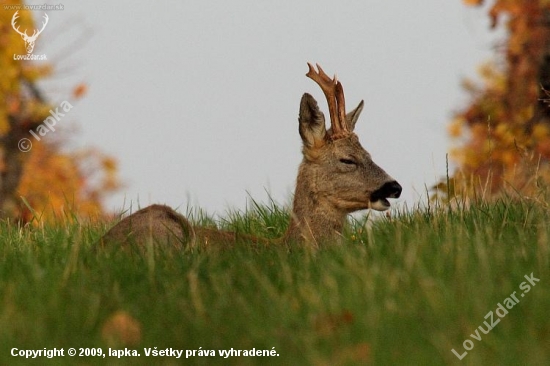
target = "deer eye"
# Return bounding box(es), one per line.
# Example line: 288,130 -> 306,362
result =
339,158 -> 357,165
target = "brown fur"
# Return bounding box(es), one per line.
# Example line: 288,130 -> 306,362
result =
100,65 -> 401,249
99,204 -> 194,248
282,93 -> 401,246
99,205 -> 270,249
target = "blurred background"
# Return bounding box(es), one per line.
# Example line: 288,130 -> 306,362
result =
3,0 -> 549,222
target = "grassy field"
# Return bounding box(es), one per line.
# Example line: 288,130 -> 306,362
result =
0,197 -> 548,365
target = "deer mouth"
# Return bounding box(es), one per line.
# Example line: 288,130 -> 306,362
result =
369,198 -> 391,211
369,181 -> 402,211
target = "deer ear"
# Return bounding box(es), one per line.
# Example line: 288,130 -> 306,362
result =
345,100 -> 364,132
299,93 -> 327,148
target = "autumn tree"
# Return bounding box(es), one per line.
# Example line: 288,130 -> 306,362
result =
438,0 -> 550,201
0,2 -> 119,222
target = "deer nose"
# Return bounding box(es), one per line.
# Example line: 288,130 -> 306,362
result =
376,181 -> 402,199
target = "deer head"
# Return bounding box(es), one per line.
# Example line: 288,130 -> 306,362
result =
11,11 -> 49,54
285,63 -> 402,244
100,63 -> 402,249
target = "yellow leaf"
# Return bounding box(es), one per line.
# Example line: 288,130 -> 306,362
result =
72,83 -> 88,99
463,0 -> 483,6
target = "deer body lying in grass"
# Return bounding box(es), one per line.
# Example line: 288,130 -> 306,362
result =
100,64 -> 402,248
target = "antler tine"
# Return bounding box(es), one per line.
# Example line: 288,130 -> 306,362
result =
305,63 -> 349,139
313,63 -> 334,84
306,63 -> 338,135
335,81 -> 347,138
11,11 -> 27,37
36,13 -> 49,35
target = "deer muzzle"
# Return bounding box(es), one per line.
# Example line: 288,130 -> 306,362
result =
369,180 -> 402,211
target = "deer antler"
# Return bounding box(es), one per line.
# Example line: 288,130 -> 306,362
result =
306,63 -> 349,139
11,11 -> 48,39
33,13 -> 49,38
11,11 -> 26,37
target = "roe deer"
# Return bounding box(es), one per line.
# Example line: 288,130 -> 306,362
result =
100,63 -> 402,248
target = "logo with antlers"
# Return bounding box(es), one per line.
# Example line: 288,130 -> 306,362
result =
11,11 -> 49,54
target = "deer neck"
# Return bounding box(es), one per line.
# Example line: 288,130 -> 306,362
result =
284,165 -> 346,245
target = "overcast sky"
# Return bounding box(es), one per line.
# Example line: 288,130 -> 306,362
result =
27,1 -> 497,217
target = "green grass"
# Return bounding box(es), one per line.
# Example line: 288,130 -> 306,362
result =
0,197 -> 549,365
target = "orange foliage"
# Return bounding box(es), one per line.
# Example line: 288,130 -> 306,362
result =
463,0 -> 483,6
72,83 -> 88,99
441,0 -> 550,200
0,2 -> 120,223
18,142 -> 120,223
